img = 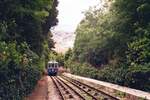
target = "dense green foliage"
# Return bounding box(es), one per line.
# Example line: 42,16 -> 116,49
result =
67,0 -> 150,92
0,42 -> 41,99
0,0 -> 58,55
0,0 -> 58,99
48,51 -> 65,66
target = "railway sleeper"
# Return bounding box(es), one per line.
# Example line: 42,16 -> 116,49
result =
94,92 -> 99,96
61,76 -> 118,100
56,77 -> 85,100
68,94 -> 74,98
65,90 -> 70,94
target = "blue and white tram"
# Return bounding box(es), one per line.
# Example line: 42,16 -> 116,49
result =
47,61 -> 59,76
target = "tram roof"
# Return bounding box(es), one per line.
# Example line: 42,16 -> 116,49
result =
48,61 -> 58,64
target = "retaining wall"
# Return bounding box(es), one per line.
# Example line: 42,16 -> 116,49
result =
63,73 -> 150,100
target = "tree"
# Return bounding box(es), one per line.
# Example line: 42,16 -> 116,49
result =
0,0 -> 58,55
65,48 -> 73,61
0,0 -> 58,99
72,0 -> 150,91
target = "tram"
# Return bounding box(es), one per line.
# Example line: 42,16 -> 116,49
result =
47,61 -> 59,76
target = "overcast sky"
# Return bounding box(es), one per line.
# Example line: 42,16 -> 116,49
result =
52,0 -> 101,53
53,0 -> 100,32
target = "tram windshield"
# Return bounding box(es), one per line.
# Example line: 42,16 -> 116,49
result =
47,61 -> 59,68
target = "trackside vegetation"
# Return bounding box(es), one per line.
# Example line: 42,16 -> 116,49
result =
0,0 -> 58,99
65,0 -> 150,92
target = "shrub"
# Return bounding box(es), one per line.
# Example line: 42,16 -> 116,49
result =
0,42 -> 41,99
125,63 -> 150,92
65,60 -> 150,92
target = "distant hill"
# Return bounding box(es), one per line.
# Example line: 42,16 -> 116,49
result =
52,31 -> 75,53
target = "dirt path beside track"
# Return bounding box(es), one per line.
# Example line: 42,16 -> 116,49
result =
25,76 -> 60,100
25,76 -> 48,100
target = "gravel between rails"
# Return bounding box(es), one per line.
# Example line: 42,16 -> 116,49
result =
47,76 -> 62,100
61,75 -> 119,100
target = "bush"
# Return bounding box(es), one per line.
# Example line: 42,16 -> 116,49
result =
65,60 -> 150,92
0,42 -> 42,99
125,63 -> 150,92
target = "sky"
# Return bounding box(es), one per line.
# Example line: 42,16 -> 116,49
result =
53,0 -> 100,32
52,0 -> 100,53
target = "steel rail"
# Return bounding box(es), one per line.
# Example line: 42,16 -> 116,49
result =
60,76 -> 98,100
61,75 -> 119,100
55,76 -> 86,100
50,76 -> 65,100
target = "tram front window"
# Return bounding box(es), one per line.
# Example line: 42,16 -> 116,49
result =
52,63 -> 54,68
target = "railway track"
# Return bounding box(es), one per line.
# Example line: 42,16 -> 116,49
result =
50,76 -> 119,100
50,76 -> 85,100
60,76 -> 119,100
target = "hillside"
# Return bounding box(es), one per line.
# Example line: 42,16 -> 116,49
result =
52,31 -> 75,53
